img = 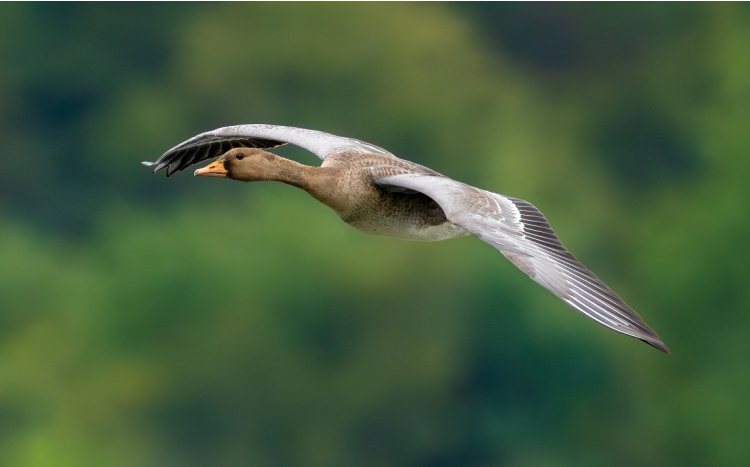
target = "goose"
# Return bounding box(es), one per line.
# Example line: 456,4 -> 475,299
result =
143,124 -> 669,353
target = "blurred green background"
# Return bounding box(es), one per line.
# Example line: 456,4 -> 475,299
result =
1,3 -> 749,466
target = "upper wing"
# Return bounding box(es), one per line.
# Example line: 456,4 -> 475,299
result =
372,171 -> 669,353
143,124 -> 393,177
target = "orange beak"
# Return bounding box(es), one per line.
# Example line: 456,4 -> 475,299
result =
194,161 -> 228,177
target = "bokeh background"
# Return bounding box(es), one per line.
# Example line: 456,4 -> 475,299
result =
1,3 -> 749,466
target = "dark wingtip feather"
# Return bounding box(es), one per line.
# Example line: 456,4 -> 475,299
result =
166,163 -> 180,178
642,338 -> 670,354
147,135 -> 287,178
152,161 -> 168,174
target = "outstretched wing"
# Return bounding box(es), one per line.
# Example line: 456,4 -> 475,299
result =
372,171 -> 669,353
143,124 -> 393,177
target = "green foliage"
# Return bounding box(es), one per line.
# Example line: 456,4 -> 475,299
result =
1,3 -> 750,466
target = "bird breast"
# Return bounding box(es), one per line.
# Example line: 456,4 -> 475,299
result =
340,189 -> 470,242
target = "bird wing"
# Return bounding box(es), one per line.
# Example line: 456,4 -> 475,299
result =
371,171 -> 669,353
143,124 -> 393,177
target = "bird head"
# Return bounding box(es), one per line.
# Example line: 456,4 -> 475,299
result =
194,148 -> 278,181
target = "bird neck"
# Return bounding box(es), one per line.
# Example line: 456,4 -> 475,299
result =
260,156 -> 326,189
256,155 -> 342,207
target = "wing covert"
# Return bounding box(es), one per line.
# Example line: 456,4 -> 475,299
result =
144,124 -> 393,177
372,171 -> 669,353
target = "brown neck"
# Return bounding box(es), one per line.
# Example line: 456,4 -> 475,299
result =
261,156 -> 325,188
254,156 -> 341,208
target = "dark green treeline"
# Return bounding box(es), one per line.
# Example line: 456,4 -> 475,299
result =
1,3 -> 749,466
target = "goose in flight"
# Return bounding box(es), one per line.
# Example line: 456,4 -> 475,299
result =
143,124 -> 669,353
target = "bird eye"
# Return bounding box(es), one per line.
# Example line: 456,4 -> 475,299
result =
236,154 -> 245,160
